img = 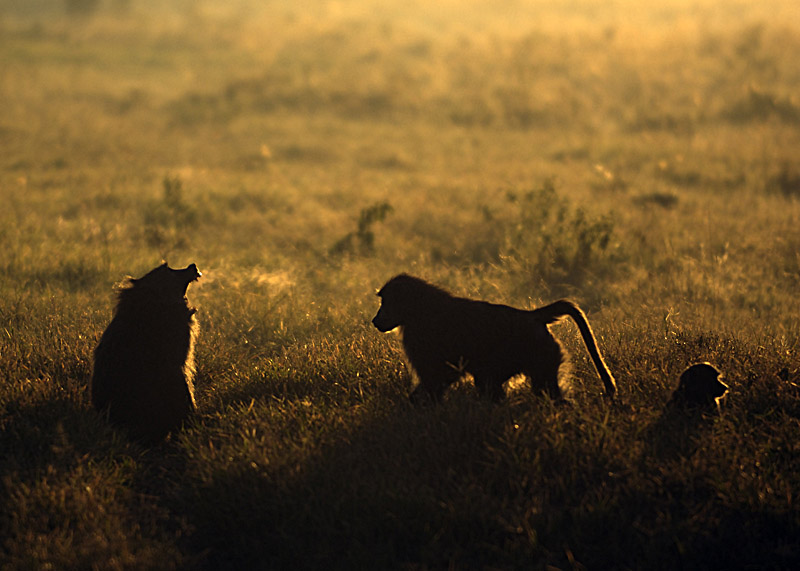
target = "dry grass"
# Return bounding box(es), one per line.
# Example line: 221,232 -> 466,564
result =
1,1 -> 800,569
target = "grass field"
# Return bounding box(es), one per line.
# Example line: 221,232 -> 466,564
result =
2,1 -> 800,569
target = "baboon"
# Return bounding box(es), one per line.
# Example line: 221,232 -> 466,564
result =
668,362 -> 728,412
372,274 -> 616,402
92,262 -> 201,443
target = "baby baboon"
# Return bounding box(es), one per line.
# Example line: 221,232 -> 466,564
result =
668,362 -> 728,411
92,262 -> 201,443
372,274 -> 616,402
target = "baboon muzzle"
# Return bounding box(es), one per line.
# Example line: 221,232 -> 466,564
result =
174,263 -> 201,295
180,263 -> 202,283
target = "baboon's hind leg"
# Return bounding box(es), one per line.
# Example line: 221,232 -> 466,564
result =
526,335 -> 564,400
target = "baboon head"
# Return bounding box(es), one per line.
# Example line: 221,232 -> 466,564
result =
372,274 -> 438,332
673,362 -> 728,407
129,262 -> 202,299
372,277 -> 405,332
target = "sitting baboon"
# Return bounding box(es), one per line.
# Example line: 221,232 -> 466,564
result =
92,262 -> 201,443
372,274 -> 616,402
668,362 -> 728,412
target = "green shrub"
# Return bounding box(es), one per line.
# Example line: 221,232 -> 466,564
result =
330,202 -> 393,257
143,176 -> 198,254
500,180 -> 615,293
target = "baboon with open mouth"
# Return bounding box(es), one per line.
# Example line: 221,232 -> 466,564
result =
92,262 -> 201,443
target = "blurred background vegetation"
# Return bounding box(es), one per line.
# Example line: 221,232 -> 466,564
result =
1,1 -> 799,569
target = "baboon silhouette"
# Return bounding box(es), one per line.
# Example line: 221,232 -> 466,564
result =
372,274 -> 616,402
668,362 -> 728,412
91,262 -> 201,443
643,363 -> 728,460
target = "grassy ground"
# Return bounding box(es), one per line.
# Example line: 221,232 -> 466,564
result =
2,1 -> 800,569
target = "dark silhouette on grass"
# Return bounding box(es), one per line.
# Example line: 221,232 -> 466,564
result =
643,363 -> 728,461
372,273 -> 616,403
667,362 -> 728,413
91,262 -> 201,443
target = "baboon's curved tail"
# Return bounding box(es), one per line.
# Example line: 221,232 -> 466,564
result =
532,300 -> 617,397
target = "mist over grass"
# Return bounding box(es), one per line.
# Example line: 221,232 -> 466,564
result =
1,1 -> 800,569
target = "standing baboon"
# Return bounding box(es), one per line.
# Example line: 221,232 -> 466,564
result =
92,262 -> 201,443
372,274 -> 616,402
668,362 -> 728,412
